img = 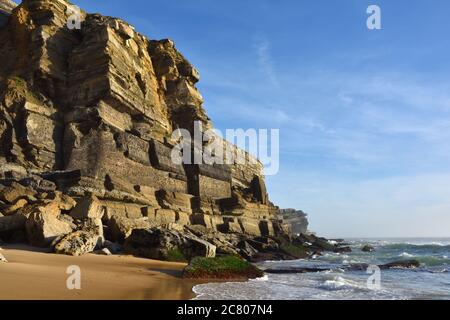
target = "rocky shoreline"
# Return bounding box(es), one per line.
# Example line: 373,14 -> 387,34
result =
0,0 -> 351,278
0,175 -> 349,265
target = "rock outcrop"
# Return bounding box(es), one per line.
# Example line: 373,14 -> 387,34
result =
0,0 -> 339,260
0,0 -> 15,27
54,230 -> 101,256
280,209 -> 309,235
124,227 -> 216,261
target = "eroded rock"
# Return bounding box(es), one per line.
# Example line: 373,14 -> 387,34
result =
124,227 -> 216,261
25,202 -> 73,247
69,195 -> 104,219
107,215 -> 152,243
54,231 -> 100,256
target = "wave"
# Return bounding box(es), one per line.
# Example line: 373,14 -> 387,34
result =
383,243 -> 450,251
317,275 -> 366,291
416,256 -> 450,267
255,275 -> 269,281
399,252 -> 414,258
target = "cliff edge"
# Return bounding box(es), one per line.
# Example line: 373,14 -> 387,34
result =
0,0 -> 344,262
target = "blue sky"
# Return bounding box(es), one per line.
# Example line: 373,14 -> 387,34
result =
68,0 -> 450,238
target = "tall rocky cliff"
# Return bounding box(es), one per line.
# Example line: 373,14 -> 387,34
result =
0,0 -> 309,261
0,0 -> 15,25
280,209 -> 309,235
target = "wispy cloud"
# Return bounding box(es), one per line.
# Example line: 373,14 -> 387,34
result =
255,38 -> 279,87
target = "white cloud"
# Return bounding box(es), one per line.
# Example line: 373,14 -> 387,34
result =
255,38 -> 279,87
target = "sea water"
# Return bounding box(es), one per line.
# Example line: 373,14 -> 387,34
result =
192,238 -> 450,300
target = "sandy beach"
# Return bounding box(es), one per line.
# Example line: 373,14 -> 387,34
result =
0,245 -> 200,300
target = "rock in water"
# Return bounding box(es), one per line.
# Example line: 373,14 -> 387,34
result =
380,259 -> 421,270
361,244 -> 375,252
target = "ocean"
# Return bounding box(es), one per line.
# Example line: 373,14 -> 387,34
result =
192,238 -> 450,300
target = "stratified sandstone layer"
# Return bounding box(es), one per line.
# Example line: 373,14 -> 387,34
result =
280,209 -> 309,235
0,0 -> 15,27
0,0 -> 342,262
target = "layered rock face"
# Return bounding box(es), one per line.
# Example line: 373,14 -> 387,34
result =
0,0 -> 296,260
280,209 -> 309,235
0,0 -> 15,27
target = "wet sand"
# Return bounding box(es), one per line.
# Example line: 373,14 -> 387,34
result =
0,244 -> 201,300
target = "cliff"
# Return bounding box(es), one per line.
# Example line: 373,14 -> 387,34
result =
0,0 -> 344,262
280,209 -> 309,235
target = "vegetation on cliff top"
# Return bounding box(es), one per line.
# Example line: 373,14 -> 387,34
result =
183,255 -> 264,280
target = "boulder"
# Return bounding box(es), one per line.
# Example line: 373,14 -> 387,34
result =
69,195 -> 105,219
236,240 -> 258,260
124,227 -> 216,261
107,216 -> 152,243
19,175 -> 57,192
79,218 -> 104,246
58,214 -> 77,230
334,246 -> 352,253
25,202 -> 73,247
0,182 -> 36,204
380,259 -> 421,269
2,198 -> 28,216
346,260 -> 422,271
54,231 -> 100,256
184,225 -> 239,256
361,244 -> 375,252
45,192 -> 77,211
0,214 -> 27,234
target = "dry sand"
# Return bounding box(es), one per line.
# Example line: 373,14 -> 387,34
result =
0,244 -> 201,300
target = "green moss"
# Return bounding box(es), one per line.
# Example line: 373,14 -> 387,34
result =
7,76 -> 41,105
166,248 -> 187,262
183,255 -> 264,280
280,243 -> 309,259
